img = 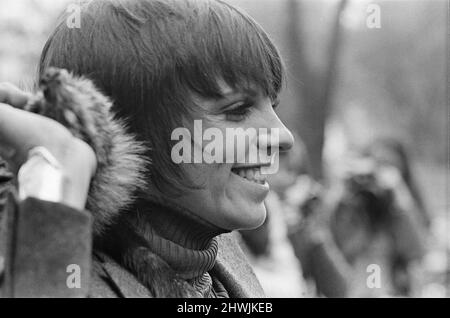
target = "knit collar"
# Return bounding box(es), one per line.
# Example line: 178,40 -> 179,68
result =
130,195 -> 228,280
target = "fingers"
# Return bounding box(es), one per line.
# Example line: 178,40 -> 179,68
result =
0,144 -> 17,161
0,102 -> 36,164
0,82 -> 32,108
0,102 -> 72,165
0,145 -> 19,173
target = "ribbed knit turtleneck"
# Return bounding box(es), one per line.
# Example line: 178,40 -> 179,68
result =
129,196 -> 229,297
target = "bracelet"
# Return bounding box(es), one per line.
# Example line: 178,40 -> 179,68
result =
18,146 -> 64,202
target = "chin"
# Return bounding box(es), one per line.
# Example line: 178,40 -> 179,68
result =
219,200 -> 267,231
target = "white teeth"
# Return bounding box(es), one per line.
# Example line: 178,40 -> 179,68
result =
234,167 -> 266,184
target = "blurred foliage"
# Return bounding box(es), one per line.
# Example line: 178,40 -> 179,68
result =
0,0 -> 70,87
335,0 -> 446,164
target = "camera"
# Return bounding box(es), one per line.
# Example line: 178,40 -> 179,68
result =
341,161 -> 395,232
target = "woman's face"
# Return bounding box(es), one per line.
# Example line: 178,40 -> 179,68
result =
174,81 -> 294,231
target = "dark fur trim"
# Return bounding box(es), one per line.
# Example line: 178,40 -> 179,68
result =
25,68 -> 148,235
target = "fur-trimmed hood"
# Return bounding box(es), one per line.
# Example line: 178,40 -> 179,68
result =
24,68 -> 148,235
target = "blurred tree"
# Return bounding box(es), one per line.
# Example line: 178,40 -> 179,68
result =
285,0 -> 348,180
0,0 -> 70,86
334,0 -> 446,164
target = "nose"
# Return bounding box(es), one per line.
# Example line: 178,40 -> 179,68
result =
275,120 -> 294,153
258,111 -> 294,155
268,113 -> 294,153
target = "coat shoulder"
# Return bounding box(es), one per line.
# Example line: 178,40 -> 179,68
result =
213,232 -> 265,298
89,252 -> 153,298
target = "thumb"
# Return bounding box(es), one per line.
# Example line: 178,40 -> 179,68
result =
0,83 -> 31,108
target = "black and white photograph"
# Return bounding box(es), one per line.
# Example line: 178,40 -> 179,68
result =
0,0 -> 448,304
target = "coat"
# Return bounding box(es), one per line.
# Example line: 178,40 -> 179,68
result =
0,196 -> 265,298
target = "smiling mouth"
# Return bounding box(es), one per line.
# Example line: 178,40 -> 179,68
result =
231,165 -> 267,184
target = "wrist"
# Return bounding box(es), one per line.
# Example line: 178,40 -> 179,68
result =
60,165 -> 93,211
18,140 -> 96,210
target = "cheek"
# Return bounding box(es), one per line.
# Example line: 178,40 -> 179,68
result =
178,163 -> 266,230
182,162 -> 231,197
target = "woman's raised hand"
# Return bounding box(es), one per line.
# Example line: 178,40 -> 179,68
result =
0,82 -> 97,210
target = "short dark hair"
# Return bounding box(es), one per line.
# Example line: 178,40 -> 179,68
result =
40,0 -> 284,195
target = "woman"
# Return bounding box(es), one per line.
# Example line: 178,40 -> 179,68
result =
330,139 -> 427,296
365,138 -> 428,295
0,0 -> 293,297
365,138 -> 430,228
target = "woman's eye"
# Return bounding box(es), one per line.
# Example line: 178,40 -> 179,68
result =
225,103 -> 253,122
